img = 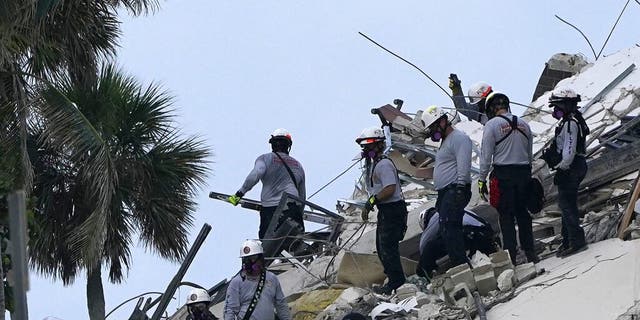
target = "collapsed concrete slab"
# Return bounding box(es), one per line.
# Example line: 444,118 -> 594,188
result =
486,238 -> 640,320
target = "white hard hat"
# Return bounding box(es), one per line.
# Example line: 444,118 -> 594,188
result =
421,105 -> 447,129
355,126 -> 385,145
468,82 -> 493,104
239,239 -> 264,257
269,128 -> 292,144
549,87 -> 581,103
419,210 -> 427,231
186,288 -> 211,305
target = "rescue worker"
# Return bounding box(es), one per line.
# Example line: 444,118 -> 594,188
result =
546,87 -> 589,257
356,126 -> 408,295
449,74 -> 493,124
224,240 -> 291,320
416,207 -> 499,278
186,288 -> 218,320
228,128 -> 306,239
478,92 -> 539,264
421,106 -> 473,269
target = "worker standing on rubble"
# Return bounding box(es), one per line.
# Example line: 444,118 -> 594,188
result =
224,240 -> 291,320
545,88 -> 590,257
449,74 -> 493,125
357,126 -> 408,295
421,106 -> 473,270
186,288 -> 219,320
478,92 -> 539,265
228,128 -> 306,239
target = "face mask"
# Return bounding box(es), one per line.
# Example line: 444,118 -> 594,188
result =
552,106 -> 564,120
430,131 -> 442,142
188,304 -> 208,319
361,147 -> 377,159
242,257 -> 262,274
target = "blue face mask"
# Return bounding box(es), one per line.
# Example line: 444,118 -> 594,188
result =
552,106 -> 564,120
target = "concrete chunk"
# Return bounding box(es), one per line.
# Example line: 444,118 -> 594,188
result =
515,262 -> 537,284
490,250 -> 514,278
446,263 -> 477,292
335,287 -> 369,305
475,271 -> 498,296
497,269 -> 515,291
395,283 -> 419,301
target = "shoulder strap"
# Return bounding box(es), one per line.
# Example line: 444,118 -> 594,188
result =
273,152 -> 299,190
241,271 -> 266,320
495,115 -> 528,146
369,156 -> 404,199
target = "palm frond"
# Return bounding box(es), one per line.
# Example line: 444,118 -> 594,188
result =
129,134 -> 211,261
36,84 -> 117,266
110,0 -> 161,16
28,131 -> 84,284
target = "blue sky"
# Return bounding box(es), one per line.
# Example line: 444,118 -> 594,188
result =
27,1 -> 640,319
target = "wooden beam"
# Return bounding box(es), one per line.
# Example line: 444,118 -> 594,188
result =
618,172 -> 640,239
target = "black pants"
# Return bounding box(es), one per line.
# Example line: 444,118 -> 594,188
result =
376,200 -> 408,287
493,165 -> 534,264
417,234 -> 446,277
259,202 -> 304,239
436,184 -> 471,267
554,156 -> 587,248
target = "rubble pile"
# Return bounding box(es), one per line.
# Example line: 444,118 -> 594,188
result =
170,47 -> 640,320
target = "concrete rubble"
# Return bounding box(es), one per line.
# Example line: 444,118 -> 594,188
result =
167,46 -> 640,320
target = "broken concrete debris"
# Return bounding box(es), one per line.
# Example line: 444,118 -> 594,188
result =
166,46 -> 640,320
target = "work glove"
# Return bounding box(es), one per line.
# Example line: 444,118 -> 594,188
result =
478,180 -> 488,201
448,74 -> 462,96
228,191 -> 244,206
361,195 -> 377,221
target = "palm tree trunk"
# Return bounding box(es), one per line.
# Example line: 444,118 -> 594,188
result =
86,266 -> 105,320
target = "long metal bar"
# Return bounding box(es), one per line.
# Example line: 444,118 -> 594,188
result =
150,223 -> 212,320
392,141 -> 481,174
8,191 -> 29,320
208,191 -> 342,225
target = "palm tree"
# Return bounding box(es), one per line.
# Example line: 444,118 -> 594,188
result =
1,1 -> 159,316
28,64 -> 211,320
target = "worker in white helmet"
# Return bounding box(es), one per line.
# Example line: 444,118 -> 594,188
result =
448,74 -> 493,124
544,87 -> 590,258
356,126 -> 408,295
421,106 -> 473,271
224,240 -> 291,320
185,288 -> 218,320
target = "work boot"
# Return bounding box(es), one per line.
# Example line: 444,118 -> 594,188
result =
372,284 -> 395,295
559,243 -> 588,258
372,281 -> 404,295
555,244 -> 569,257
525,251 -> 540,264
